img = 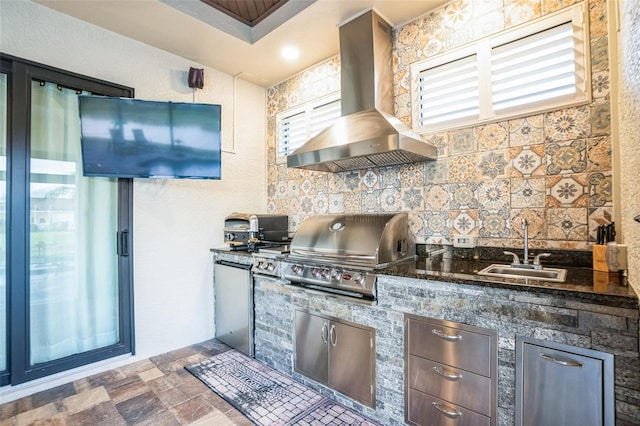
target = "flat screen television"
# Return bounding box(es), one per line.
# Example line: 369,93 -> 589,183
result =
79,96 -> 221,179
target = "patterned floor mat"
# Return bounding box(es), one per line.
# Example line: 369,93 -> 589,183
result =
185,350 -> 379,426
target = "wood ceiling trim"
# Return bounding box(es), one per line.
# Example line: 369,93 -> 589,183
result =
200,0 -> 289,27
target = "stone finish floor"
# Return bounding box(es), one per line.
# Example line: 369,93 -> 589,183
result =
0,339 -> 252,426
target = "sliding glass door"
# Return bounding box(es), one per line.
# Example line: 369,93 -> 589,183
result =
1,56 -> 134,386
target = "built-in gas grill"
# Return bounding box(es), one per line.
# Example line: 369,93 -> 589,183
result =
283,213 -> 415,303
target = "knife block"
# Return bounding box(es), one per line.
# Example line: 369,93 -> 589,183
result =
592,245 -> 609,272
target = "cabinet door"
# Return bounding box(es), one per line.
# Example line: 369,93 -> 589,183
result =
519,342 -> 606,426
294,311 -> 329,384
214,262 -> 252,356
329,321 -> 374,407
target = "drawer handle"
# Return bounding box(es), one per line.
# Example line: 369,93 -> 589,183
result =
432,402 -> 462,419
431,329 -> 462,342
329,324 -> 337,346
539,353 -> 584,367
321,323 -> 328,344
433,366 -> 462,381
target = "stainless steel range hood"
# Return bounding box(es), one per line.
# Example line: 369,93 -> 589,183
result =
286,9 -> 437,173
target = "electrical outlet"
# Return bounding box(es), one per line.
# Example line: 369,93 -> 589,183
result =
453,234 -> 476,248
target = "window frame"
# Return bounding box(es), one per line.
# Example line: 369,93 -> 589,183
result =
410,2 -> 591,134
276,92 -> 340,163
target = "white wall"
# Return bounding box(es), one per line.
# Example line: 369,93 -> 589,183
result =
0,0 -> 266,381
618,0 -> 640,295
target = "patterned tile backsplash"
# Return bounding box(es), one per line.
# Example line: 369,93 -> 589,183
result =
265,0 -> 612,251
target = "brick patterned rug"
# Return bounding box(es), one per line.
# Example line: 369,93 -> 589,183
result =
186,350 -> 379,426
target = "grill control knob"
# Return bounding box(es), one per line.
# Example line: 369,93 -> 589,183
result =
311,268 -> 320,277
353,273 -> 364,284
330,269 -> 340,280
267,263 -> 275,272
321,269 -> 330,279
291,265 -> 303,275
225,233 -> 235,241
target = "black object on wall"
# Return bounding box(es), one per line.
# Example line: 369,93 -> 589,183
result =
188,67 -> 204,89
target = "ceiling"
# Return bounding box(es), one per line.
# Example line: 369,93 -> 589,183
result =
35,0 -> 448,87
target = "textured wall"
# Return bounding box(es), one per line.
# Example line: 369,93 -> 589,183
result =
0,0 -> 266,367
618,1 -> 640,295
266,0 -> 613,253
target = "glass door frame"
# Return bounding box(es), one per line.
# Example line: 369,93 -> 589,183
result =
1,54 -> 135,386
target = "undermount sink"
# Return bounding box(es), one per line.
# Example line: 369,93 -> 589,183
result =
477,264 -> 567,282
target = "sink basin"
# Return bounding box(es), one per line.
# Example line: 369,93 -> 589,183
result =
477,264 -> 567,282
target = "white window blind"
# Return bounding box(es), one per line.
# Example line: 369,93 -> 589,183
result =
417,55 -> 479,127
411,2 -> 589,134
277,110 -> 305,157
492,22 -> 578,113
276,94 -> 340,159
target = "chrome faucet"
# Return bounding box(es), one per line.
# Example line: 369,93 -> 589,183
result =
504,219 -> 551,270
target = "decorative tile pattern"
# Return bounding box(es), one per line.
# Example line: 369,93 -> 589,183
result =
511,177 -> 546,208
265,0 -> 613,249
478,179 -> 510,211
449,128 -> 477,155
424,184 -> 451,210
588,171 -> 612,207
401,187 -> 425,211
451,210 -> 478,235
546,139 -> 587,175
450,182 -> 479,209
547,208 -> 588,241
509,115 -> 544,147
544,107 -> 590,142
479,209 -> 511,238
508,144 -> 546,177
477,122 -> 509,151
478,150 -> 508,179
587,136 -> 611,171
511,208 -> 546,240
546,174 -> 589,208
449,154 -> 478,182
590,100 -> 611,137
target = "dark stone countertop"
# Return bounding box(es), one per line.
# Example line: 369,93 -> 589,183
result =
211,246 -> 638,308
379,255 -> 638,308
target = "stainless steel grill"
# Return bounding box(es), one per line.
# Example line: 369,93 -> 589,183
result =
283,213 -> 415,303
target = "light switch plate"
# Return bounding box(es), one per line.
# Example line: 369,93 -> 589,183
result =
452,234 -> 476,248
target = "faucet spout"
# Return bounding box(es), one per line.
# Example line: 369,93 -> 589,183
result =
522,219 -> 529,264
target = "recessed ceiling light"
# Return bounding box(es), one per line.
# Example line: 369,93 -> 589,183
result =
281,45 -> 300,61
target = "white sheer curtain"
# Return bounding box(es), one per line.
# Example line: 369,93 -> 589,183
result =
0,73 -> 7,371
29,81 -> 119,364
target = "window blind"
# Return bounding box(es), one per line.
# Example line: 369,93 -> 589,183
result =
417,55 -> 479,127
492,22 -> 578,113
277,110 -> 306,157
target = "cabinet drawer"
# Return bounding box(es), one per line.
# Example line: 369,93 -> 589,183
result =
407,388 -> 491,426
408,319 -> 492,376
408,355 -> 492,416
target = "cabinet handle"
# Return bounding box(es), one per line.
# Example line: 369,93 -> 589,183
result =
329,324 -> 337,346
321,323 -> 328,344
432,366 -> 462,381
431,329 -> 462,342
432,402 -> 462,419
539,353 -> 584,367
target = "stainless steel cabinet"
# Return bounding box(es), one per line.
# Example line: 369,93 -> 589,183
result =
516,337 -> 614,426
294,310 -> 375,407
405,314 -> 498,426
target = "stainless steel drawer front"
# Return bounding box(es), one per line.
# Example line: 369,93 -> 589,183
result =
408,355 -> 492,416
408,388 -> 491,426
408,320 -> 492,376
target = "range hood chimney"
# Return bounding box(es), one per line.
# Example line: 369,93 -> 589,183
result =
286,9 -> 437,173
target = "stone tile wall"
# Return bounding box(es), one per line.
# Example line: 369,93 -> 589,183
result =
265,0 -> 612,251
252,274 -> 640,426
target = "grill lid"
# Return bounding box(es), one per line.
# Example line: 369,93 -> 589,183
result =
289,213 -> 415,268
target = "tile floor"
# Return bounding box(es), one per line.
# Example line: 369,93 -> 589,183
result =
0,339 -> 252,426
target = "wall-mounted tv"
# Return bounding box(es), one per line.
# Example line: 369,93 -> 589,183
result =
79,96 -> 221,179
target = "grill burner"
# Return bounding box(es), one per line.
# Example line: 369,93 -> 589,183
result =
283,213 -> 415,303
